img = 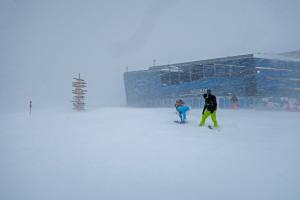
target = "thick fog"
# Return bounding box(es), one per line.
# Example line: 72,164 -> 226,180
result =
1,0 -> 300,112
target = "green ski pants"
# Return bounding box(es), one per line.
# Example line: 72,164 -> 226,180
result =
200,110 -> 218,127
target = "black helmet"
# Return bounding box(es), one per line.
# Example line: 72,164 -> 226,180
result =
207,89 -> 211,94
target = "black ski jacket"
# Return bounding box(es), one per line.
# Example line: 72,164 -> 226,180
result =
202,94 -> 217,114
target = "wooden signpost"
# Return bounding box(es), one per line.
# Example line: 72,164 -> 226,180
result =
72,73 -> 87,111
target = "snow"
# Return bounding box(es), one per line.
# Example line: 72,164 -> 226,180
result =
1,108 -> 300,200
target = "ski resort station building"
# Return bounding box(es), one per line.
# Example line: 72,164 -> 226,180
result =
124,52 -> 300,109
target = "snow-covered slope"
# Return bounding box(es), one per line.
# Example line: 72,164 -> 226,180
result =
1,108 -> 300,200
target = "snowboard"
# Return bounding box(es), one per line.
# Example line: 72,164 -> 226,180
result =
174,120 -> 187,124
207,125 -> 221,131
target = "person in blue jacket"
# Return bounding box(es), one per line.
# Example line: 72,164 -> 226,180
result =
175,99 -> 190,123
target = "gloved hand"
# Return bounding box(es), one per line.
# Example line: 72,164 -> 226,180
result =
210,107 -> 217,113
211,105 -> 217,113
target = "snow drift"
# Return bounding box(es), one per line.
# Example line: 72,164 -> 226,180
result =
1,108 -> 300,200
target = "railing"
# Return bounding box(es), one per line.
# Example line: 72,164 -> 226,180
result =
132,96 -> 300,111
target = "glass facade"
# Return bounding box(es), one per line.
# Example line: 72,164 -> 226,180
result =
124,54 -> 300,108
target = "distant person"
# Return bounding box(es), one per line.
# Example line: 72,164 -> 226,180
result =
174,99 -> 190,123
29,100 -> 32,115
231,95 -> 239,109
199,89 -> 219,128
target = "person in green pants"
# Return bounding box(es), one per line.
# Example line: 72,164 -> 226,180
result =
199,89 -> 219,128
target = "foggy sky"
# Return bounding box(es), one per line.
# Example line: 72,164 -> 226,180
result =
1,0 -> 300,112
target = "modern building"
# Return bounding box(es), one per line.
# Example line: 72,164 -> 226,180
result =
124,51 -> 300,109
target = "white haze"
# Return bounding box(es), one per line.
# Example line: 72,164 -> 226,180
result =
1,0 -> 300,112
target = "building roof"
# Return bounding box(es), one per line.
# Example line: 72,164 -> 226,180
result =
126,50 -> 300,73
279,50 -> 300,58
148,54 -> 254,71
254,50 -> 300,62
